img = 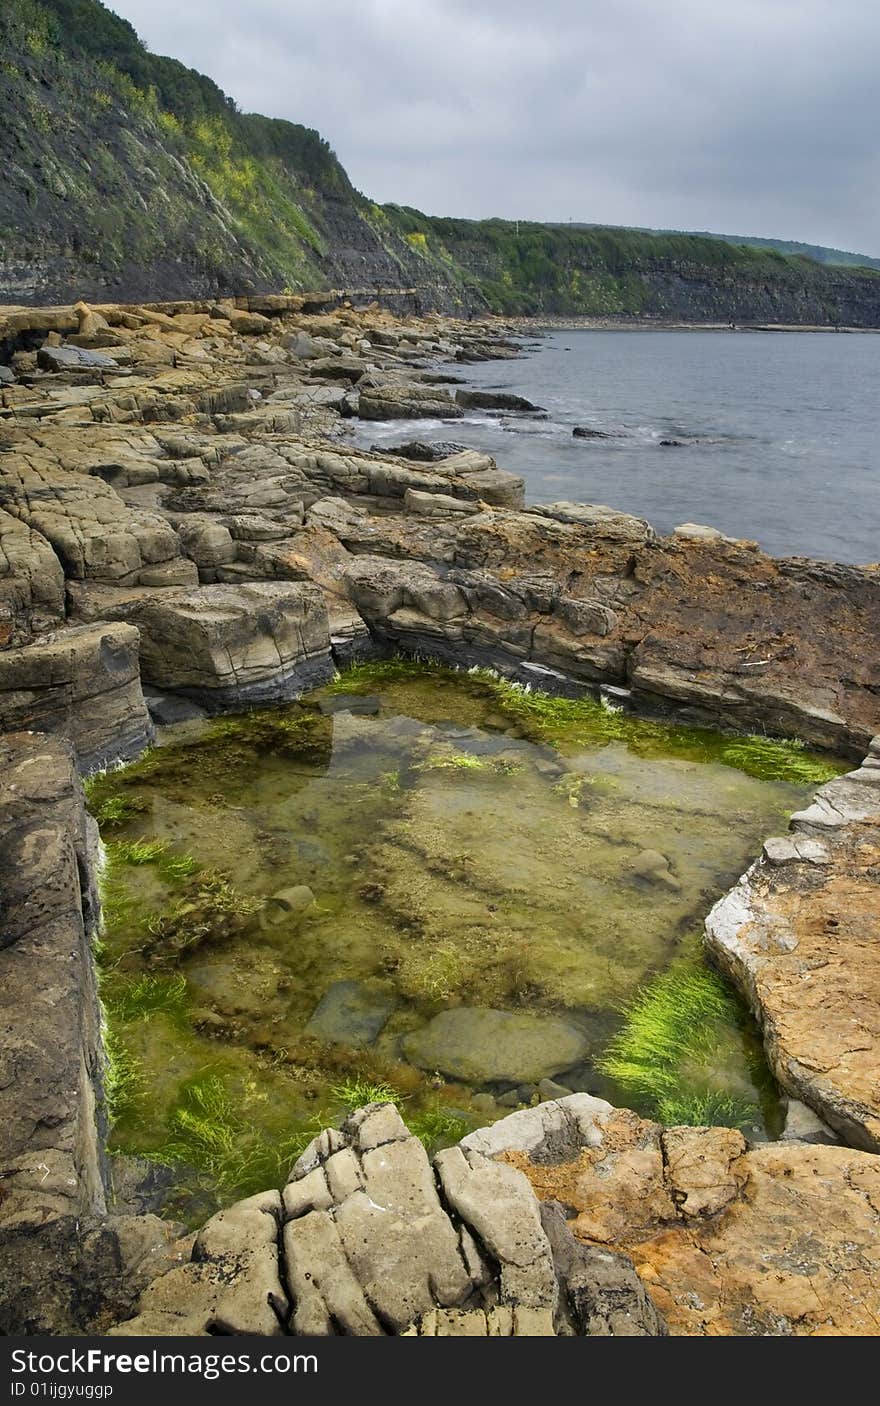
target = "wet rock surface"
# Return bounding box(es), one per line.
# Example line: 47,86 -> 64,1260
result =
402,1008 -> 589,1083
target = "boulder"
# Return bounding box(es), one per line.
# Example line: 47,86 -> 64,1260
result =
404,488 -> 480,516
357,383 -> 464,420
308,355 -> 371,381
458,468 -> 525,508
402,1008 -> 589,1083
74,301 -> 112,338
374,439 -> 469,461
107,1192 -> 287,1337
228,311 -> 273,335
455,389 -> 544,412
531,502 -> 655,543
125,581 -> 335,708
344,555 -> 467,623
304,981 -> 396,1045
282,331 -> 325,359
176,516 -> 237,570
36,345 -> 119,373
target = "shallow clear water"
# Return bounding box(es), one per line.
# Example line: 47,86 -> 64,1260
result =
356,328 -> 880,563
91,666 -> 835,1219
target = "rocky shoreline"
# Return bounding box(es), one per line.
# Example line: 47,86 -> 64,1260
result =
1,292 -> 879,1336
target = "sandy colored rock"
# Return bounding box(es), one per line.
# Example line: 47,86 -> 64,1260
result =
109,1192 -> 287,1336
357,382 -> 464,420
0,508 -> 65,644
706,766 -> 880,1150
0,453 -> 183,584
489,1096 -> 880,1336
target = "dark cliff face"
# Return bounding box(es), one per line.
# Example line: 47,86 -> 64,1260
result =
0,0 -> 471,309
392,213 -> 880,325
3,0 -> 880,325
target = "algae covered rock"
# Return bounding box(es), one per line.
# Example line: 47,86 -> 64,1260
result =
402,1007 -> 588,1083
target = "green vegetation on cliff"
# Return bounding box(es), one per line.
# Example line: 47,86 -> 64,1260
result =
382,208 -> 880,321
2,0 -> 880,323
0,0 -> 453,303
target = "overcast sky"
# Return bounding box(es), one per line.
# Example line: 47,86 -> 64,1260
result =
108,0 -> 879,255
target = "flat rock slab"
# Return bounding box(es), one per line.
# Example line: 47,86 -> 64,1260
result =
37,345 -> 118,371
304,981 -> 395,1045
402,1007 -> 589,1083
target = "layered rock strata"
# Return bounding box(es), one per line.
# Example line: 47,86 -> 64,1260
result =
2,295 -> 878,757
1,295 -> 880,1338
0,732 -> 183,1334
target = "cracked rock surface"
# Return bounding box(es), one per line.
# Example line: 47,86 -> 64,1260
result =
111,1102 -> 665,1337
2,296 -> 879,767
107,1095 -> 880,1337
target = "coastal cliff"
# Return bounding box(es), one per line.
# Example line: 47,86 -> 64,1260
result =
3,0 -> 880,324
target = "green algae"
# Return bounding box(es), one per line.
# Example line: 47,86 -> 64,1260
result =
598,951 -> 777,1132
330,1076 -> 399,1110
90,661 -> 840,1216
323,658 -> 846,785
101,1025 -> 143,1125
147,1073 -> 314,1204
108,973 -> 189,1024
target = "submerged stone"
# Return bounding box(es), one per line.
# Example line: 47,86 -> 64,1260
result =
304,980 -> 396,1045
318,694 -> 381,716
402,1008 -> 589,1083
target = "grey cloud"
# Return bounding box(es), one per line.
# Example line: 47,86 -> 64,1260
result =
109,0 -> 880,252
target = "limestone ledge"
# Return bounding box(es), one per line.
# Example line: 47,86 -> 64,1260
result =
705,736 -> 880,1151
